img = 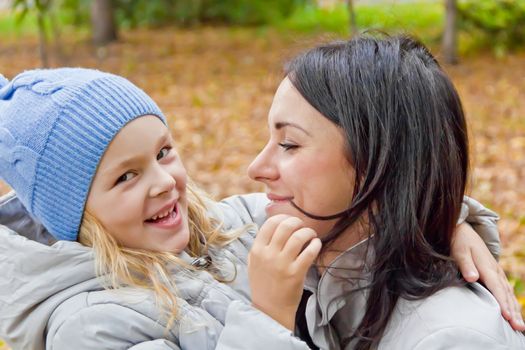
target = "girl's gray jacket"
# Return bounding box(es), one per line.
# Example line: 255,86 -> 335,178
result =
0,191 -> 270,350
0,191 -> 523,349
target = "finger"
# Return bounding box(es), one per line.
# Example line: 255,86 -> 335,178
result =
469,243 -> 514,319
255,214 -> 291,247
475,258 -> 511,319
504,272 -> 525,331
511,296 -> 525,331
482,270 -> 512,321
497,268 -> 515,323
487,275 -> 511,321
269,216 -> 304,251
281,227 -> 317,259
501,271 -> 514,322
509,294 -> 525,331
295,238 -> 322,272
509,316 -> 525,332
456,247 -> 479,283
510,296 -> 525,331
451,223 -> 481,282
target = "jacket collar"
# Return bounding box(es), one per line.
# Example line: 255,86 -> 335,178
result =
304,238 -> 374,349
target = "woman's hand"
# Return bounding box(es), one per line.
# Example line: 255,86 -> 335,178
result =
248,215 -> 322,330
452,223 -> 525,331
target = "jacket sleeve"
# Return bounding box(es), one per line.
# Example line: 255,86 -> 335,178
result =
214,193 -> 269,232
459,196 -> 501,260
211,300 -> 311,350
48,304 -> 179,350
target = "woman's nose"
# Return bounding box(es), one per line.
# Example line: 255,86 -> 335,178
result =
248,143 -> 278,183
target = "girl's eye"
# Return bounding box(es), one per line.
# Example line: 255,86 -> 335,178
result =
116,172 -> 136,185
278,142 -> 299,151
157,146 -> 172,161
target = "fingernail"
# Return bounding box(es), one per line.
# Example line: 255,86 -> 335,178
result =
467,271 -> 477,279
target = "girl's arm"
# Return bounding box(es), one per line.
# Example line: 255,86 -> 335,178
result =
48,298 -> 226,350
247,215 -> 321,331
202,215 -> 316,350
214,301 -> 312,350
49,305 -> 180,350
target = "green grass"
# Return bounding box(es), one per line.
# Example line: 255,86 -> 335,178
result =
0,2 -> 445,39
0,10 -> 38,36
0,8 -> 87,39
276,2 -> 444,42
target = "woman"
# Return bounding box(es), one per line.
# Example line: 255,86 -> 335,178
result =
219,35 -> 525,349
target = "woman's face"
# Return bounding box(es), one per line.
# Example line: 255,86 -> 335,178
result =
86,115 -> 190,252
248,77 -> 355,237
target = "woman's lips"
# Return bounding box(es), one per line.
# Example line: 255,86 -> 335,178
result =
265,193 -> 293,214
267,193 -> 293,202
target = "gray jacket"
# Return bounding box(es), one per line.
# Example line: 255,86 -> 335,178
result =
0,192 -> 276,350
1,192 -> 521,349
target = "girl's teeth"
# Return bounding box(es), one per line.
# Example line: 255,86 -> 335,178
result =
150,207 -> 174,221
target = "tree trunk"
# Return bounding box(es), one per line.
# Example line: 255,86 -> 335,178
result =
347,0 -> 357,37
37,11 -> 49,67
442,0 -> 458,64
91,0 -> 117,46
50,6 -> 66,64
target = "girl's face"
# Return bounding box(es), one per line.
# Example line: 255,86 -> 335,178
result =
248,78 -> 355,238
86,116 -> 190,252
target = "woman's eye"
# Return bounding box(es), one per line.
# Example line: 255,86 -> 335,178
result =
116,172 -> 136,185
157,146 -> 172,161
278,142 -> 299,151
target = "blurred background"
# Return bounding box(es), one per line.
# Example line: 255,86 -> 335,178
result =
0,0 -> 524,347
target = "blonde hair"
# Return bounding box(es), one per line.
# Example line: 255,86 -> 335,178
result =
78,181 -> 241,329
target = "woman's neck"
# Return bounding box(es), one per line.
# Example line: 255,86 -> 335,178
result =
317,219 -> 369,275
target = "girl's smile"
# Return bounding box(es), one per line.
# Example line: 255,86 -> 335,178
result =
144,201 -> 182,230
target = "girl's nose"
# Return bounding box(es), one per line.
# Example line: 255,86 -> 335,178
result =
248,143 -> 278,183
149,165 -> 176,197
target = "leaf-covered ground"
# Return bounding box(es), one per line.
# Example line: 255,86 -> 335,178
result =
0,27 -> 524,308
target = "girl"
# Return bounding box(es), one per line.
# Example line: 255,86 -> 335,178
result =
0,68 -> 287,349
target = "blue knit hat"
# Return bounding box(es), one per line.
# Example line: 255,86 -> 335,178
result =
0,68 -> 166,241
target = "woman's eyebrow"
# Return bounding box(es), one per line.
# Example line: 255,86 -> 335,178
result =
274,121 -> 311,136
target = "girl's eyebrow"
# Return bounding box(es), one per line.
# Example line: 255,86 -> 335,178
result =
274,121 -> 311,136
100,131 -> 171,176
99,155 -> 142,178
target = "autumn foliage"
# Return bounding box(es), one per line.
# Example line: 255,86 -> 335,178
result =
0,27 -> 523,317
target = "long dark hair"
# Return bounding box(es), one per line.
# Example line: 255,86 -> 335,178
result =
286,35 -> 469,349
